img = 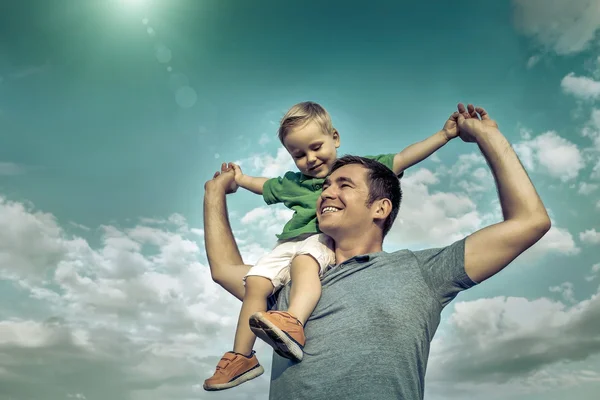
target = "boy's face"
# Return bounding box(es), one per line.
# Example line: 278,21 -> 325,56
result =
283,120 -> 340,178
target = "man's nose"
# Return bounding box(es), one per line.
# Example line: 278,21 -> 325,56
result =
320,185 -> 335,199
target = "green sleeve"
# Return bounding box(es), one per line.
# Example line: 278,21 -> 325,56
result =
363,153 -> 404,178
262,171 -> 300,205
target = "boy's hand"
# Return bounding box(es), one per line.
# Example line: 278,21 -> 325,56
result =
441,112 -> 460,141
228,162 -> 245,186
205,163 -> 238,194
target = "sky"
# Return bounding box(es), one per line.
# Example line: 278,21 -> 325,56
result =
0,0 -> 599,399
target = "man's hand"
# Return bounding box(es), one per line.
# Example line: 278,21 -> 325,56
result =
204,163 -> 238,195
441,112 -> 460,141
456,103 -> 499,143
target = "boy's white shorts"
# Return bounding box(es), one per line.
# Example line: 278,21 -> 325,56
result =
243,233 -> 335,293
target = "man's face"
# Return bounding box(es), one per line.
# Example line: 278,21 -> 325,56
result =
316,164 -> 373,236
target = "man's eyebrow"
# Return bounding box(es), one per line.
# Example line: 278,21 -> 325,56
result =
323,176 -> 355,186
337,176 -> 355,185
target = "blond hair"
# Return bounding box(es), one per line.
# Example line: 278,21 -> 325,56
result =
278,101 -> 335,143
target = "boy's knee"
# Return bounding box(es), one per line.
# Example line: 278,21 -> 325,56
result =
245,276 -> 275,295
291,254 -> 320,271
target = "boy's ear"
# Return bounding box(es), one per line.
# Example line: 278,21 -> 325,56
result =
333,129 -> 341,148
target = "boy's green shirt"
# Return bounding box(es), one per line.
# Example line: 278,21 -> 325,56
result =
262,154 -> 398,240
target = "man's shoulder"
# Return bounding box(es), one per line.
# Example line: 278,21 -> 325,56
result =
375,249 -> 417,264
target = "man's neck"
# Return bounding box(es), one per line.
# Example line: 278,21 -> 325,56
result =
333,235 -> 383,265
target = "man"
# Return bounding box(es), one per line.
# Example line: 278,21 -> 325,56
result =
203,104 -> 551,399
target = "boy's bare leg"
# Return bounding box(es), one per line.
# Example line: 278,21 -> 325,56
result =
232,276 -> 274,355
204,164 -> 252,301
287,255 -> 322,325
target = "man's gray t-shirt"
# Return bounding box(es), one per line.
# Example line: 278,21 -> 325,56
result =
269,239 -> 477,400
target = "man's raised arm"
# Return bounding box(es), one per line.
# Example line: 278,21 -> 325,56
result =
203,163 -> 252,301
458,104 -> 551,283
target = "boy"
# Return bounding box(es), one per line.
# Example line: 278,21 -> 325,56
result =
203,101 -> 459,391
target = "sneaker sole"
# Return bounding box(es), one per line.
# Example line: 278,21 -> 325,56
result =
249,312 -> 304,362
203,364 -> 264,391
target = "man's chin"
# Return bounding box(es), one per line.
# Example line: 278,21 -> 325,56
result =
317,220 -> 338,236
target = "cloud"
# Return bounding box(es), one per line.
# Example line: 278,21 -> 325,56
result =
259,133 -> 271,146
514,131 -> 585,182
513,0 -> 600,55
520,225 -> 580,260
527,54 -> 541,69
427,289 -> 600,391
9,61 -> 49,80
549,282 -> 576,304
585,263 -> 600,282
578,182 -> 599,195
238,147 -> 296,178
561,73 -> 600,100
0,196 -> 274,399
387,168 -> 578,263
387,168 -> 485,248
442,153 -> 494,194
0,162 -> 25,176
580,229 -> 600,245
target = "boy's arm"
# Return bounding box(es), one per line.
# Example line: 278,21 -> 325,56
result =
392,112 -> 459,175
230,163 -> 268,195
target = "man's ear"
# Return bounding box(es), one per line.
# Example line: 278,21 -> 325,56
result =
372,198 -> 392,222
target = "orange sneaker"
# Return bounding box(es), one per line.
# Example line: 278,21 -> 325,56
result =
203,351 -> 264,391
249,311 -> 305,361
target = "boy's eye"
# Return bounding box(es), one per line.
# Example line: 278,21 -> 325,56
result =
313,144 -> 322,150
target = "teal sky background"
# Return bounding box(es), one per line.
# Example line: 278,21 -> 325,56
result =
1,1 -> 599,399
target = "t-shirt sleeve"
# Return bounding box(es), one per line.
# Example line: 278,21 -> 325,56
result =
262,171 -> 297,205
412,238 -> 477,307
364,153 -> 403,179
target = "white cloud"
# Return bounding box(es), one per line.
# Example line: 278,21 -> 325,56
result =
239,147 -> 296,178
580,228 -> 600,245
514,131 -> 585,182
521,225 -> 580,259
527,54 -> 541,69
388,168 -> 485,248
427,289 -> 600,393
513,0 -> 600,55
561,73 -> 600,100
578,182 -> 599,195
259,133 -> 271,146
549,282 -> 576,304
585,263 -> 600,282
389,168 -> 577,262
0,162 -> 25,176
0,196 -> 274,400
241,206 -> 294,243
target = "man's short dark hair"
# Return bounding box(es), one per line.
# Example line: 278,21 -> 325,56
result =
330,155 -> 402,237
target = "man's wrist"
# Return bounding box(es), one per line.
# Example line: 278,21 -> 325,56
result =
473,126 -> 503,144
